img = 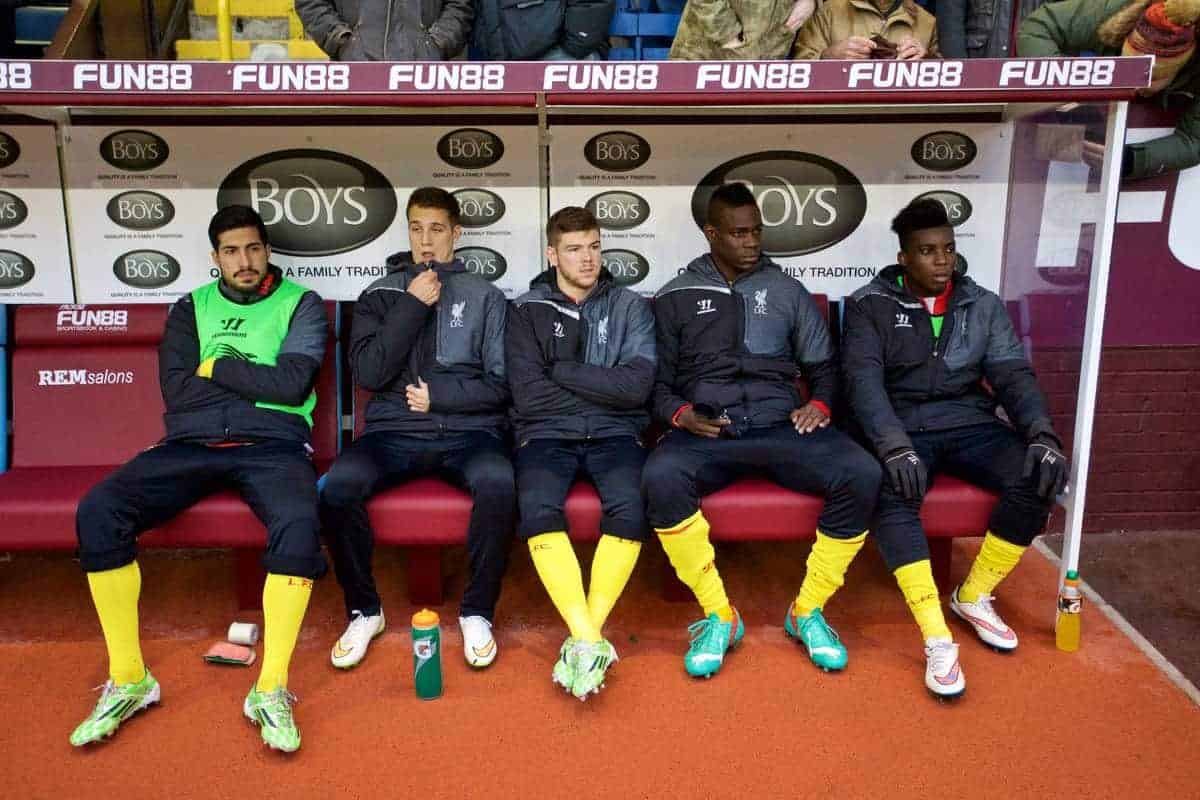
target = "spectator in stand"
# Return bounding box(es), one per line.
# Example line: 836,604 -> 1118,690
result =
1019,0 -> 1200,179
669,0 -> 817,59
938,0 -> 1047,58
473,0 -> 614,60
295,0 -> 473,60
792,0 -> 939,59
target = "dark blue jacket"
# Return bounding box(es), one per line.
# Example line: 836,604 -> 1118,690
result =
651,254 -> 836,432
507,268 -> 655,444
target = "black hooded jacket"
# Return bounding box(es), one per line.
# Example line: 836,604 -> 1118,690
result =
351,251 -> 509,437
842,264 -> 1057,459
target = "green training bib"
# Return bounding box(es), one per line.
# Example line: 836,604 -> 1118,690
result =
192,278 -> 316,428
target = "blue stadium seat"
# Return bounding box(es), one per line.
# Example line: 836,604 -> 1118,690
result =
609,6 -> 681,59
14,5 -> 69,47
609,6 -> 640,60
635,12 -> 680,59
652,0 -> 687,13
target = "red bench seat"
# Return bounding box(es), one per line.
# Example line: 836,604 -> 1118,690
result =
0,304 -> 341,608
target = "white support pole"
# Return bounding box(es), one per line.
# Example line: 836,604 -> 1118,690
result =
1059,100 -> 1129,586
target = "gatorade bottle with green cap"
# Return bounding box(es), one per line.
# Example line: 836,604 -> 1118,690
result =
1055,570 -> 1082,652
412,609 -> 442,699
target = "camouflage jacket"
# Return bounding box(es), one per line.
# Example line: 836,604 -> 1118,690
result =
668,0 -> 797,60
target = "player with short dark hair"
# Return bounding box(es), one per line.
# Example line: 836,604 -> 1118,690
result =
643,183 -> 882,678
320,187 -> 515,671
843,198 -> 1069,698
71,205 -> 328,752
507,206 -> 656,699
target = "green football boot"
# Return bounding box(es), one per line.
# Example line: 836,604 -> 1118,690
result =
785,607 -> 848,671
552,636 -> 577,692
70,670 -> 161,746
243,687 -> 301,753
570,639 -> 618,700
684,609 -> 744,678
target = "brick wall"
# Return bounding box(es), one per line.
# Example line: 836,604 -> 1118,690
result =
1034,346 -> 1200,533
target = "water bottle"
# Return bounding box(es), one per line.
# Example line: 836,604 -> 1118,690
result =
412,609 -> 443,700
1055,570 -> 1082,652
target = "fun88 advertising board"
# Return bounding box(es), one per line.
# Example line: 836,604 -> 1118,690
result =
548,122 -> 1013,299
63,124 -> 540,302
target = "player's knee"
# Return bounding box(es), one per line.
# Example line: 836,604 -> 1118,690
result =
843,452 -> 883,502
318,464 -> 373,509
642,451 -> 690,504
75,482 -> 124,545
472,462 -> 515,507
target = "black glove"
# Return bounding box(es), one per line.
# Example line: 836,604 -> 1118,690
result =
885,448 -> 927,501
1023,435 -> 1069,500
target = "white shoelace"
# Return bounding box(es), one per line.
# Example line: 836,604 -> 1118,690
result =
342,612 -> 378,646
968,594 -> 1007,629
926,640 -> 959,674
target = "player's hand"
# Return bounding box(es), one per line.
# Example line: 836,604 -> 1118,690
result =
407,269 -> 442,307
1082,140 -> 1106,170
822,36 -> 875,59
885,448 -> 928,501
195,357 -> 216,379
1023,435 -> 1069,500
406,376 -> 431,413
785,0 -> 816,31
896,36 -> 926,60
676,406 -> 730,439
790,403 -> 830,435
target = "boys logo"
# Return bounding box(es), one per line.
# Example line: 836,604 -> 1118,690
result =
455,247 -> 507,281
911,131 -> 978,172
691,152 -> 867,257
586,191 -> 650,231
99,130 -> 170,172
113,250 -> 181,289
600,249 -> 650,287
437,129 -> 504,169
0,190 -> 28,230
0,132 -> 20,169
452,188 -> 505,228
218,149 -> 397,257
913,190 -> 973,227
0,250 -> 34,287
584,131 -> 651,173
106,190 -> 175,231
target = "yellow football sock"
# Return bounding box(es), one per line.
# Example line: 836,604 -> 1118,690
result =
529,532 -> 601,642
793,530 -> 868,616
958,532 -> 1027,603
587,535 -> 642,630
656,510 -> 733,620
894,560 -> 952,641
256,573 -> 313,692
86,561 -> 145,685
